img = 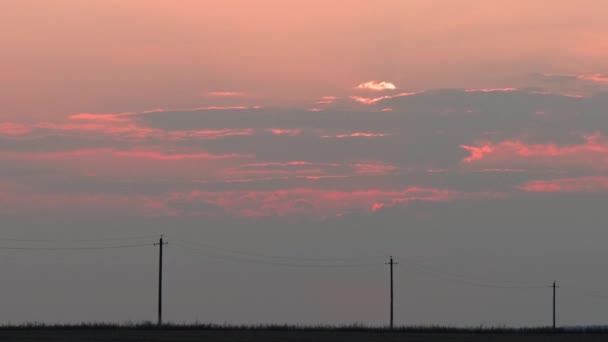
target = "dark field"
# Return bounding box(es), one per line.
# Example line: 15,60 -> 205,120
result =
2,327 -> 608,342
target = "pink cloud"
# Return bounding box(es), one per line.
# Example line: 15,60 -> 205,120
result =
315,96 -> 337,105
350,92 -> 416,105
371,202 -> 385,212
299,175 -> 350,180
459,144 -> 495,163
243,161 -> 340,168
1,148 -> 249,161
221,161 -> 343,182
190,106 -> 253,111
267,128 -> 302,136
479,168 -> 527,173
577,74 -> 608,83
464,87 -> 518,93
68,112 -> 134,122
352,162 -> 398,175
166,186 -> 460,218
460,133 -> 608,170
355,81 -> 397,91
206,91 -> 246,97
0,188 -> 169,217
115,149 -> 248,160
36,121 -> 161,139
0,123 -> 31,136
169,129 -> 254,140
518,176 -> 608,193
323,132 -> 388,138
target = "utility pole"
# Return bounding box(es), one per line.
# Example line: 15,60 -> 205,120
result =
552,281 -> 558,329
154,235 -> 168,326
386,256 -> 397,329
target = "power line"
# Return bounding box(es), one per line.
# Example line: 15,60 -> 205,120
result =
172,239 -> 376,263
173,242 -> 376,269
0,235 -> 158,243
399,262 -> 548,289
0,243 -> 152,251
392,255 -> 548,287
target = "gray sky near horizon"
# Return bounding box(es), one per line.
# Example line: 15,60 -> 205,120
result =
2,0 -> 608,327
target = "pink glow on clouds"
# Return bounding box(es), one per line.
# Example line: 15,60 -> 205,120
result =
352,162 -> 398,175
190,105 -> 256,111
350,92 -> 417,105
1,148 -> 250,161
427,169 -> 449,173
115,149 -> 249,161
355,81 -> 397,91
479,168 -> 527,173
169,129 -> 254,140
529,90 -> 588,98
577,74 -> 608,83
299,175 -> 350,180
518,176 -> 608,193
464,87 -> 518,93
140,105 -> 263,114
244,161 -> 341,168
460,133 -> 608,168
267,128 -> 303,136
315,96 -> 337,105
0,190 -> 170,217
36,121 -> 161,139
460,144 -> 496,163
221,161 -> 344,181
69,112 -> 134,122
323,132 -> 388,139
206,91 -> 246,97
0,123 -> 31,136
4,114 -> 261,142
166,187 -> 459,218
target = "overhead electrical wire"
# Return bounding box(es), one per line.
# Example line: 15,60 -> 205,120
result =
172,242 -> 377,269
171,238 -> 378,264
0,243 -> 152,251
0,234 -> 593,294
390,253 -> 549,287
0,234 -> 158,243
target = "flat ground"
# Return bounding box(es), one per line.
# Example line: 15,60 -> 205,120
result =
1,330 -> 608,342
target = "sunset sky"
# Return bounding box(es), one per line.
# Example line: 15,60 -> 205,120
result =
2,0 -> 608,327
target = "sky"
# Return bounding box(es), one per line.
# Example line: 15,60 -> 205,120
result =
2,0 -> 608,327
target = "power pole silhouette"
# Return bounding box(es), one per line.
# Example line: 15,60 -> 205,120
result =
154,235 -> 168,326
551,281 -> 559,329
386,256 -> 397,329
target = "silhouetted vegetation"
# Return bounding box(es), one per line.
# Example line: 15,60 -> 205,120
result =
3,324 -> 608,342
1,322 -> 608,333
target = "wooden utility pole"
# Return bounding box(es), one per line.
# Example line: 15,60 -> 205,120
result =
552,281 -> 558,329
155,235 -> 168,326
386,256 -> 397,329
